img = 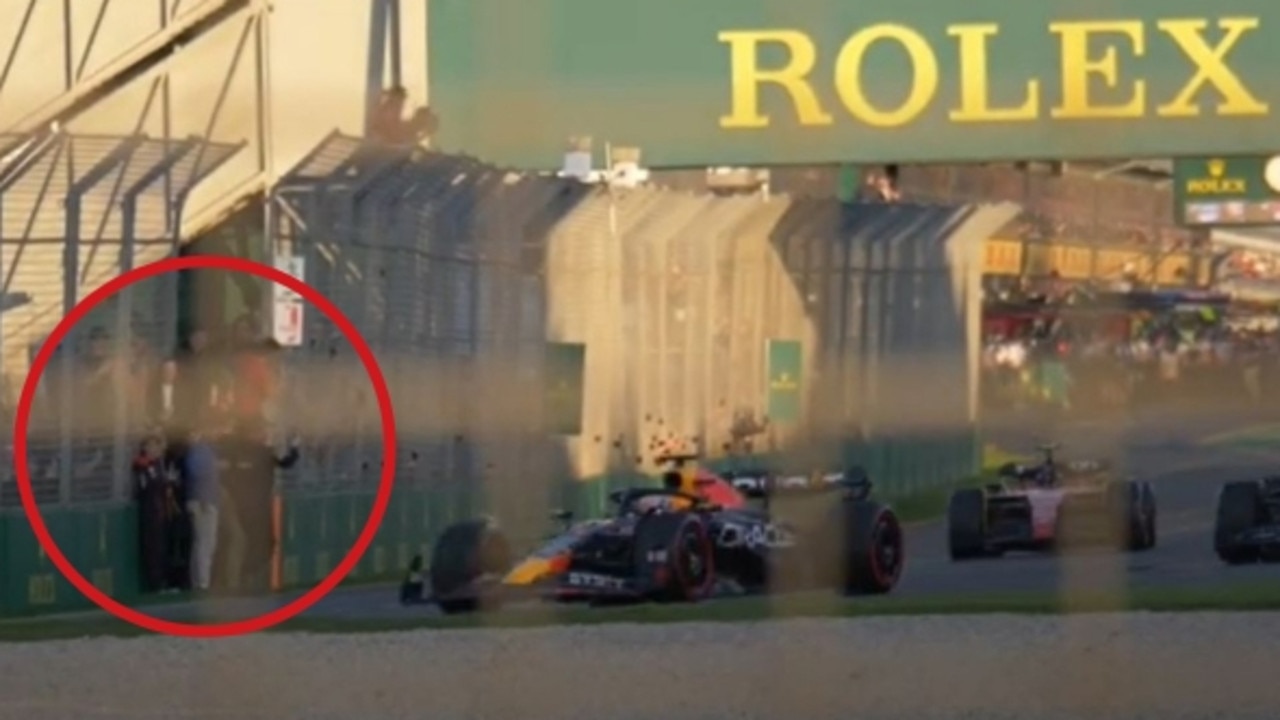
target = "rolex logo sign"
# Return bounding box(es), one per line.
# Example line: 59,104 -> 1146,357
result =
1185,158 -> 1247,196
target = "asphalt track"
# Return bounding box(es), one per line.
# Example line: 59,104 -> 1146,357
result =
100,404 -> 1278,627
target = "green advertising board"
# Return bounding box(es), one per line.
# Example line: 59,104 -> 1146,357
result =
766,340 -> 802,423
545,342 -> 586,435
1172,155 -> 1280,226
429,0 -> 1280,169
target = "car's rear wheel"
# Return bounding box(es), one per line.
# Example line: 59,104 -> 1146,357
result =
947,488 -> 988,561
1104,480 -> 1157,552
429,520 -> 512,614
845,501 -> 904,595
633,512 -> 715,602
1215,482 -> 1265,565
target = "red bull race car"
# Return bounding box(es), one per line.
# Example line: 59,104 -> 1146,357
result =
947,445 -> 1157,560
407,454 -> 905,614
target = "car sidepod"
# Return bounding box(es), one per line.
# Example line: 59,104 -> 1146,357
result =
557,512 -> 717,603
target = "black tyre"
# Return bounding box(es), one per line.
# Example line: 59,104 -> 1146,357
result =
844,501 -> 904,595
1215,482 -> 1265,565
947,488 -> 988,561
429,520 -> 512,614
632,512 -> 714,602
1104,480 -> 1157,552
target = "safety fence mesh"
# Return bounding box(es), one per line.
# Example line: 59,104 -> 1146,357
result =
271,136 -> 1017,550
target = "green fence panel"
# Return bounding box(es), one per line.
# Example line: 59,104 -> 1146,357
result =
279,492 -> 303,588
384,486 -> 413,575
351,491 -> 393,579
330,493 -> 358,581
1,513 -> 47,613
409,486 -> 436,561
67,505 -> 135,603
0,505 -> 141,618
321,493 -> 346,581
293,489 -> 327,586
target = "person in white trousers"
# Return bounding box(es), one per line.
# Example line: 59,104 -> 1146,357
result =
182,428 -> 222,592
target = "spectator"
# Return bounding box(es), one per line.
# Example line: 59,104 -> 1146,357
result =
182,426 -> 222,593
163,430 -> 193,591
370,86 -> 409,143
220,417 -> 300,592
369,86 -> 439,146
134,431 -> 176,594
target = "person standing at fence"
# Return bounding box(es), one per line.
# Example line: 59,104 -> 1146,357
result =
163,433 -> 193,592
182,426 -> 222,593
220,417 -> 300,592
134,431 -> 176,594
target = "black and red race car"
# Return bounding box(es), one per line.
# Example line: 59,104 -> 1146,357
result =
415,455 -> 905,614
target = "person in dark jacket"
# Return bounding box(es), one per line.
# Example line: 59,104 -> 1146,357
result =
163,434 -> 193,591
218,418 -> 300,592
134,432 -> 175,594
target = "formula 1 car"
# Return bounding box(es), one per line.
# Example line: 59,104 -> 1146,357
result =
947,444 -> 1157,560
1214,477 -> 1280,564
417,455 -> 904,614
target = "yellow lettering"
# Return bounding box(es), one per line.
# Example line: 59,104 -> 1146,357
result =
834,24 -> 938,127
1185,178 -> 1247,194
1157,18 -> 1268,117
1050,21 -> 1147,119
719,30 -> 834,128
948,24 -> 1040,122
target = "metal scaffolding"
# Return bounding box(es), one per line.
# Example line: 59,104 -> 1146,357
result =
0,130 -> 243,507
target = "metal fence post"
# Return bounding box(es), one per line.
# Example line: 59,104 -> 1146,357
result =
113,139 -> 196,500
62,135 -> 139,504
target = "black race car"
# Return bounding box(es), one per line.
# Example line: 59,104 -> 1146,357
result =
416,458 -> 904,614
1214,477 -> 1280,564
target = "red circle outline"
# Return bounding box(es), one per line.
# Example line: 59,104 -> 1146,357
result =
12,255 -> 397,638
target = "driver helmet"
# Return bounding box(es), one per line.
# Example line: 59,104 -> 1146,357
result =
1034,464 -> 1055,487
661,470 -> 683,491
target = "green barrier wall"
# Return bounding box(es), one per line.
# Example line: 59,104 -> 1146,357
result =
0,505 -> 140,618
0,428 -> 978,614
275,428 -> 979,590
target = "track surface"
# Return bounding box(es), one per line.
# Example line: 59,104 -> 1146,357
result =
40,406 -> 1280,626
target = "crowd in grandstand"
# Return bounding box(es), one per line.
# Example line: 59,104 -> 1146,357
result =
982,317 -> 1280,414
1003,211 -> 1209,252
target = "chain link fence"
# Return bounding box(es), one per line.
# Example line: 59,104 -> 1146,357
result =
0,132 -> 241,509
272,135 -> 1018,549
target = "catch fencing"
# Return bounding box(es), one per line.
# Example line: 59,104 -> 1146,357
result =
268,134 -> 1018,580
0,131 -> 242,615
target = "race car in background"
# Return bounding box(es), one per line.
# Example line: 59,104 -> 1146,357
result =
416,455 -> 905,614
947,444 -> 1157,560
1214,477 -> 1280,564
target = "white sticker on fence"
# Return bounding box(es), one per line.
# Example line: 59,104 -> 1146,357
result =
273,255 -> 306,347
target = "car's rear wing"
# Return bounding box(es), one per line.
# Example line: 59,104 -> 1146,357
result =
724,466 -> 873,503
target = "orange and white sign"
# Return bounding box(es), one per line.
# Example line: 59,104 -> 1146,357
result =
272,255 -> 306,347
